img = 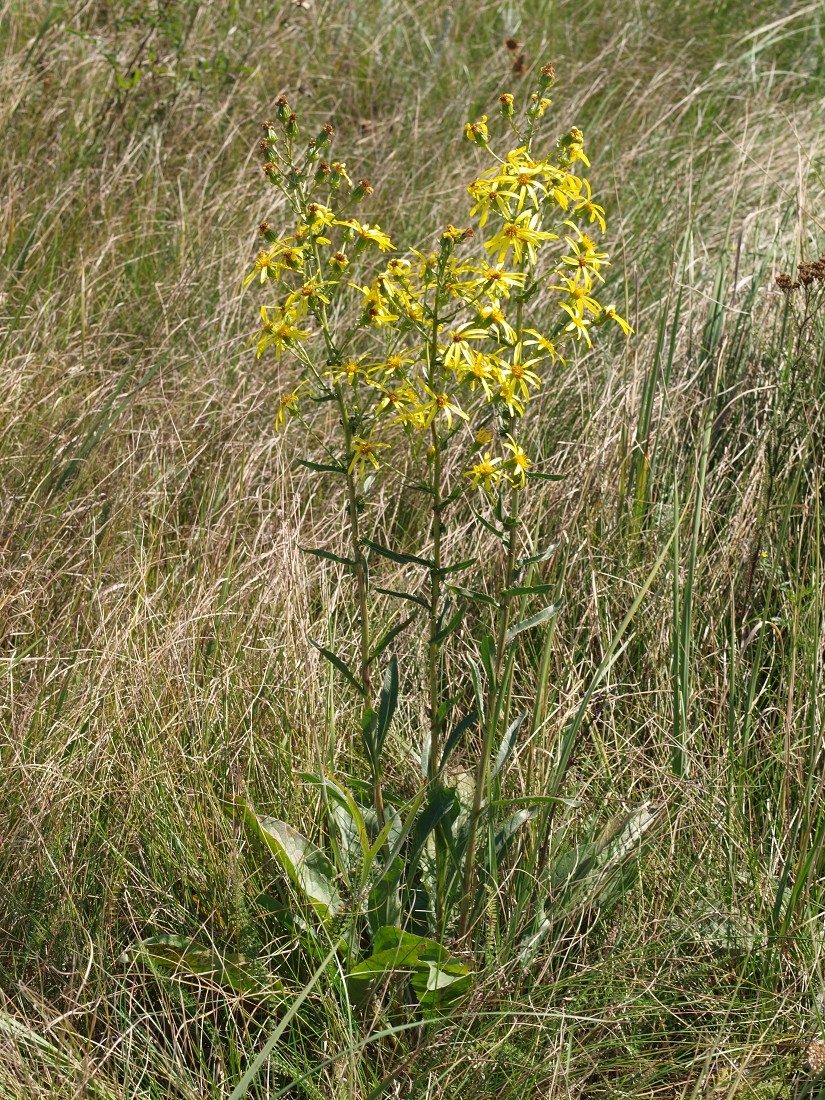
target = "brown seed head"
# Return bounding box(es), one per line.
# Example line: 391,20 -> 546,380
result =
505,37 -> 519,51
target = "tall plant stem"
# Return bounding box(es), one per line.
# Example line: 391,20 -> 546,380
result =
310,235 -> 372,698
334,385 -> 372,699
459,484 -> 521,938
426,279 -> 446,931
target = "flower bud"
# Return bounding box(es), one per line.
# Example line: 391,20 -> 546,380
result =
315,160 -> 331,184
499,93 -> 514,117
276,96 -> 290,123
538,62 -> 556,88
285,113 -> 299,138
351,179 -> 374,202
316,123 -> 335,149
259,221 -> 276,242
285,167 -> 302,189
329,251 -> 349,271
262,162 -> 279,182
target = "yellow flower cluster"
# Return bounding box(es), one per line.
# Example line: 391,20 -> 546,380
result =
245,85 -> 631,492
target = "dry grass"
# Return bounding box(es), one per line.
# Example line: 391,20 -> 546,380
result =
1,0 -> 824,1096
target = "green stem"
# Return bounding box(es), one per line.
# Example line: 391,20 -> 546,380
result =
309,236 -> 372,697
458,488 -> 520,938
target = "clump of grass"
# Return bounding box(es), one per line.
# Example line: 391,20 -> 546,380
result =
1,1 -> 824,1097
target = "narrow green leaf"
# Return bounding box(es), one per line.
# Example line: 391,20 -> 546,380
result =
375,657 -> 399,758
517,541 -> 561,572
432,603 -> 465,645
369,613 -> 417,664
501,583 -> 557,598
470,505 -> 507,541
300,546 -> 355,567
309,639 -> 365,695
440,710 -> 477,771
296,459 -> 346,474
493,710 -> 528,777
480,635 -> 496,687
363,539 -> 433,569
505,600 -> 563,645
526,470 -> 565,481
374,586 -> 428,609
437,558 -> 476,576
446,584 -> 497,607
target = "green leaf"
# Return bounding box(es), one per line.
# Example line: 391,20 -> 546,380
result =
309,639 -> 365,696
296,459 -> 346,474
410,955 -> 472,1017
374,586 -> 428,609
480,635 -> 496,687
504,600 -> 563,645
124,935 -> 273,996
369,613 -> 417,664
500,583 -> 557,599
492,710 -> 528,777
445,584 -> 497,607
300,546 -> 355,567
375,657 -> 399,759
367,856 -> 403,936
440,711 -> 477,772
345,927 -> 470,1016
242,806 -> 341,923
526,470 -> 565,481
432,603 -> 465,645
517,541 -> 561,572
409,782 -> 459,882
437,558 -> 476,576
363,539 -> 433,569
470,505 -> 507,541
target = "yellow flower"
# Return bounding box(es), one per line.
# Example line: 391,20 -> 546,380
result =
275,382 -> 307,431
374,383 -> 418,418
456,351 -> 502,399
349,436 -> 390,478
465,115 -> 489,145
484,211 -> 557,266
441,323 -> 489,369
305,201 -> 335,228
550,272 -> 601,317
572,178 -> 606,232
420,385 -> 470,430
495,148 -> 548,211
500,348 -> 542,403
476,261 -> 526,300
503,436 -> 530,487
244,249 -> 278,288
560,233 -> 610,282
353,283 -> 399,327
285,280 -> 332,318
256,306 -> 311,359
559,302 -> 592,345
475,426 -> 495,445
523,328 -> 563,364
476,304 -> 518,345
334,219 -> 394,252
468,178 -> 513,228
327,356 -> 377,386
599,304 -> 633,336
465,452 -> 503,491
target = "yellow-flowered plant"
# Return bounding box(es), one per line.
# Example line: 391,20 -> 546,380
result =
244,72 -> 633,962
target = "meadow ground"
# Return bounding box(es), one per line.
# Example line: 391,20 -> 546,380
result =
1,1 -> 825,1096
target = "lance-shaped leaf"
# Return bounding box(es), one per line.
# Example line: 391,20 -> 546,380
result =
505,600 -> 563,645
242,805 -> 341,923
